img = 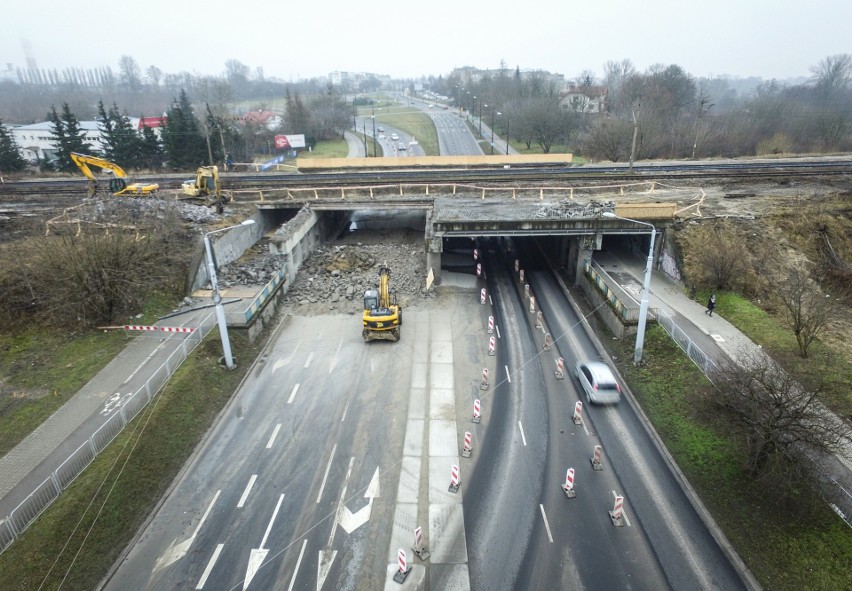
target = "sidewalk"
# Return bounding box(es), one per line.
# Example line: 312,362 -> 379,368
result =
593,249 -> 852,516
0,288 -> 272,545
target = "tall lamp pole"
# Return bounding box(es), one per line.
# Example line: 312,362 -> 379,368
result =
479,99 -> 484,137
602,212 -> 656,365
490,108 -> 497,155
203,219 -> 256,369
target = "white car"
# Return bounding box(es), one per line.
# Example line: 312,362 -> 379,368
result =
398,142 -> 406,151
390,133 -> 399,141
574,361 -> 621,404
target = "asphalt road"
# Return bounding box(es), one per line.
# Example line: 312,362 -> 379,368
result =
103,241 -> 749,590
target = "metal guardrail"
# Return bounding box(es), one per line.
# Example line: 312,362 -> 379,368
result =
0,311 -> 217,554
656,311 -> 718,375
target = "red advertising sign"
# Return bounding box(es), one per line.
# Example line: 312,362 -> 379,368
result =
274,135 -> 291,150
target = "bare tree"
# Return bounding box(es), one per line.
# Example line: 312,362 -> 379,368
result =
769,262 -> 849,358
679,219 -> 750,290
711,349 -> 851,479
118,55 -> 142,91
146,65 -> 163,88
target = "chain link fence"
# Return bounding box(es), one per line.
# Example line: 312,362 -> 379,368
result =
0,311 -> 216,554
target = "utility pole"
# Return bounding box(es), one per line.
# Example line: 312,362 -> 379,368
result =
629,105 -> 640,172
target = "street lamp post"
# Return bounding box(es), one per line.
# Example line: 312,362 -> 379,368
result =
371,115 -> 377,157
203,219 -> 256,369
505,117 -> 510,155
490,108 -> 498,155
602,212 -> 656,365
479,100 -> 484,137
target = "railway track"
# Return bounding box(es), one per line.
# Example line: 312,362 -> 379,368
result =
1,158 -> 850,197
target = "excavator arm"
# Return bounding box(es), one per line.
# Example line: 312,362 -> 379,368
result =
69,152 -> 158,197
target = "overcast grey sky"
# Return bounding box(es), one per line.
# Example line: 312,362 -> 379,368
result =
3,0 -> 850,82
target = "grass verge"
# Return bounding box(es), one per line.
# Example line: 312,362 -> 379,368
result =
696,290 -> 852,417
0,328 -> 266,590
0,292 -> 178,456
374,111 -> 439,156
608,324 -> 852,591
300,138 -> 349,159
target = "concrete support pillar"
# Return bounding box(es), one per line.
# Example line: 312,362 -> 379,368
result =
425,209 -> 442,286
574,235 -> 596,286
559,235 -> 570,268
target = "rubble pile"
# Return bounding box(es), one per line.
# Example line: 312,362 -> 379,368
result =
216,241 -> 285,288
282,237 -> 429,313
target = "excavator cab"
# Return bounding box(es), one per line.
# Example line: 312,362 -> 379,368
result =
181,166 -> 229,213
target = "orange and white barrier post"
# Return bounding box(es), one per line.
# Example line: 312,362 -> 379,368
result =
462,431 -> 472,457
609,495 -> 625,527
487,315 -> 494,334
393,548 -> 411,583
535,311 -> 543,329
555,357 -> 565,379
449,464 -> 461,493
488,336 -> 495,356
562,468 -> 576,498
519,269 -> 525,283
476,263 -> 482,277
514,259 -> 519,272
573,401 -> 583,425
473,248 -> 479,261
543,333 -> 552,351
480,368 -> 489,390
529,296 -> 536,314
591,445 -> 603,470
412,525 -> 430,560
472,399 -> 481,423
524,283 -> 530,298
480,288 -> 486,304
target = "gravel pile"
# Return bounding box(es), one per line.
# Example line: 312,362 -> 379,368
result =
216,241 -> 285,288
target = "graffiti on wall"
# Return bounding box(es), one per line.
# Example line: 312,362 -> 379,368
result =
660,252 -> 681,282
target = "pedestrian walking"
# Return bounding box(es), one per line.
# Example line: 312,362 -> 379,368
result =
705,294 -> 716,316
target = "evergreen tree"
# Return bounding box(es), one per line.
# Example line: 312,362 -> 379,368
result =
139,124 -> 164,170
0,118 -> 27,172
98,101 -> 144,168
47,103 -> 93,172
162,89 -> 207,170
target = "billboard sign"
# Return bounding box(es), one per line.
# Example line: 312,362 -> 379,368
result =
274,134 -> 306,149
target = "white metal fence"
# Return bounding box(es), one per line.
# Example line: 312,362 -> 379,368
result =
0,311 -> 216,554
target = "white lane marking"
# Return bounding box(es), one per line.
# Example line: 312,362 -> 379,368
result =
237,475 -> 258,508
122,340 -> 167,385
581,415 -> 591,436
505,365 -> 511,383
316,443 -> 338,504
611,491 -> 632,527
287,539 -> 307,591
304,352 -> 314,368
539,505 -> 554,543
287,383 -> 300,404
341,399 -> 350,423
518,422 -> 527,446
329,339 -> 343,374
261,493 -> 285,549
489,295 -> 493,306
266,424 -> 281,449
195,543 -> 224,589
194,490 -> 221,538
495,325 -> 501,339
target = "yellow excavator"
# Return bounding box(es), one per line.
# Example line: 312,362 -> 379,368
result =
70,153 -> 159,197
362,264 -> 402,342
181,166 -> 230,213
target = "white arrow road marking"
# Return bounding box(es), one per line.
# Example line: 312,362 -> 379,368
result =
244,493 -> 284,590
155,490 -> 221,571
317,457 -> 354,591
272,341 -> 301,373
338,467 -> 380,534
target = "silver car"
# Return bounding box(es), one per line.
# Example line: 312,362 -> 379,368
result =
575,361 -> 621,404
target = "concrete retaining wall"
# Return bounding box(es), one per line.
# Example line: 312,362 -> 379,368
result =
190,212 -> 272,292
578,272 -> 636,340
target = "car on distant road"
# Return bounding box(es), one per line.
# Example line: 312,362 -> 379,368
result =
398,142 -> 406,151
574,361 -> 621,404
378,126 -> 384,132
390,133 -> 399,141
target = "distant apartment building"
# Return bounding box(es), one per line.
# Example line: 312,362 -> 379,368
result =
10,120 -> 104,163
